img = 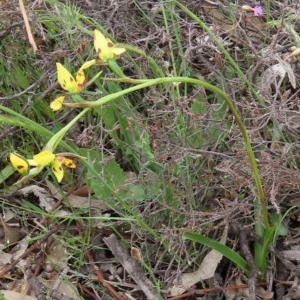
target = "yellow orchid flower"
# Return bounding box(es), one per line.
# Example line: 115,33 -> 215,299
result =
10,150 -> 76,183
51,60 -> 96,111
56,60 -> 96,93
94,29 -> 125,62
33,150 -> 76,182
56,63 -> 83,93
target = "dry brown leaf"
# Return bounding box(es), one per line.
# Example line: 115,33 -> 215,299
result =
46,180 -> 108,211
256,286 -> 274,299
45,243 -> 68,269
282,249 -> 300,261
38,242 -> 81,299
16,185 -> 56,212
169,225 -> 228,296
63,194 -> 108,210
11,237 -> 29,265
0,212 -> 26,245
0,222 -> 25,245
0,252 -> 12,266
225,277 -> 249,300
258,56 -> 296,99
0,290 -> 37,300
39,277 -> 81,300
202,5 -> 235,33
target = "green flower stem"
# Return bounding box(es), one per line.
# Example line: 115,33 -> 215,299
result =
107,59 -> 127,78
64,76 -> 269,229
45,107 -> 89,151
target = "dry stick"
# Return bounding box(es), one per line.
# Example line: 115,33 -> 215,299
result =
84,248 -> 129,300
76,283 -> 98,300
103,234 -> 162,300
19,0 -> 38,53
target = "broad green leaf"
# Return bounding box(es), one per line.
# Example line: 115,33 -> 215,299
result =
184,232 -> 250,273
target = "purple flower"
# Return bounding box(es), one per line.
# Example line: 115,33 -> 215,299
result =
253,5 -> 263,16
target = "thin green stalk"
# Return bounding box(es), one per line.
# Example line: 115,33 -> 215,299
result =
265,0 -> 271,23
65,76 -> 269,229
107,59 -> 127,78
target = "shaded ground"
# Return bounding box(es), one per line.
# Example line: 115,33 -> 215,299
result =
1,0 -> 300,299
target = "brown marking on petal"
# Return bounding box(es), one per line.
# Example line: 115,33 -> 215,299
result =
107,42 -> 113,48
17,165 -> 25,170
54,166 -> 63,173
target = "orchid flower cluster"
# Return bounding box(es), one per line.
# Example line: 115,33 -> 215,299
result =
10,30 -> 125,183
51,29 -> 125,111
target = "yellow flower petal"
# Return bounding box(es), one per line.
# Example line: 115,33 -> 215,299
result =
113,47 -> 126,57
76,59 -> 97,86
94,30 -> 125,62
75,69 -> 86,87
50,96 -> 65,112
10,153 -> 29,175
52,158 -> 64,182
56,63 -> 78,93
81,59 -> 97,70
33,150 -> 55,166
94,30 -> 107,57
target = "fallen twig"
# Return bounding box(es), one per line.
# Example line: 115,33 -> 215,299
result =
103,233 -> 162,300
19,0 -> 38,53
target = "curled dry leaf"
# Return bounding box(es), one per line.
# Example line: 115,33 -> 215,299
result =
225,277 -> 249,300
257,56 -> 296,99
15,185 -> 56,212
169,224 -> 229,296
256,286 -> 274,299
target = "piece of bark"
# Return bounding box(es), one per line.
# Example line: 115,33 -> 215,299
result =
103,234 -> 162,300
